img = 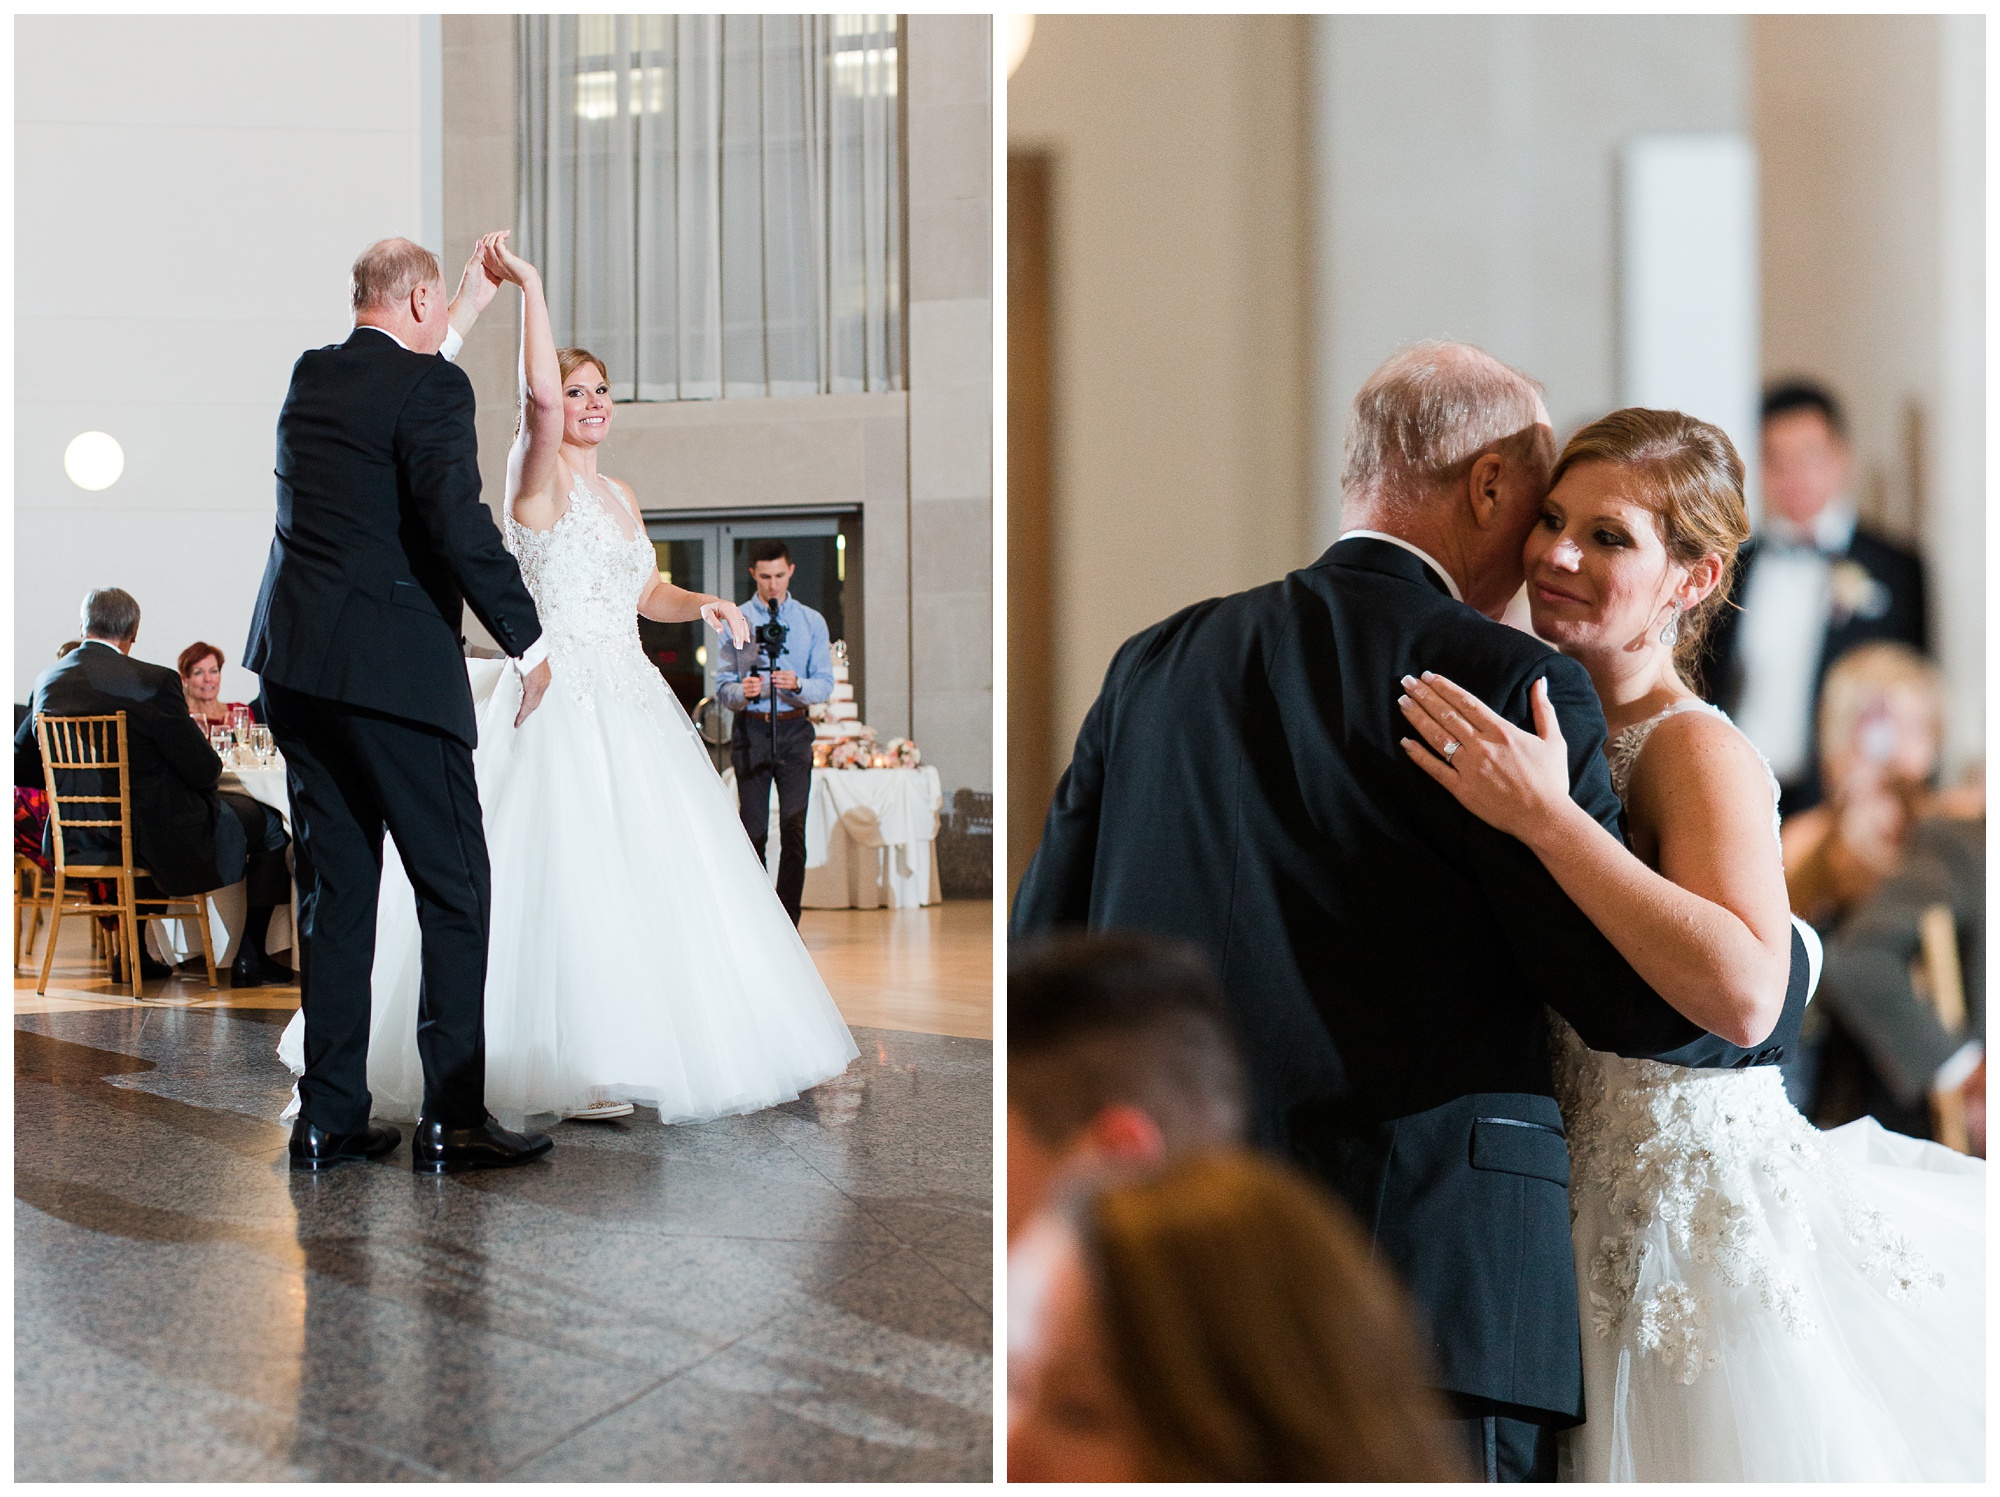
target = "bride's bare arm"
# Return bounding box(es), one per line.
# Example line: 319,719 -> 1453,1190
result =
1400,673 -> 1793,1048
481,232 -> 565,531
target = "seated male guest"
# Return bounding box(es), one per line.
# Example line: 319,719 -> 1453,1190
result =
1008,931 -> 1247,1239
714,541 -> 833,925
16,588 -> 292,986
1697,380 -> 1928,812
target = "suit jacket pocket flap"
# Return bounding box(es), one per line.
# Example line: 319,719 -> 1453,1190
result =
389,579 -> 444,618
1470,1117 -> 1570,1186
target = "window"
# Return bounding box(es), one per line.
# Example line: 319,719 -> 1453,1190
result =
520,15 -> 904,402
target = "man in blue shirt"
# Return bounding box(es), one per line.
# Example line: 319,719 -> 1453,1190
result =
715,540 -> 834,924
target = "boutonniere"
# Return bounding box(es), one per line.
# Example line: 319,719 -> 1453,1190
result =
1829,559 -> 1891,625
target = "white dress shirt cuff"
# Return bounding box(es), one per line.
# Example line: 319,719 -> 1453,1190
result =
440,325 -> 464,364
1933,1039 -> 1983,1095
513,636 -> 549,676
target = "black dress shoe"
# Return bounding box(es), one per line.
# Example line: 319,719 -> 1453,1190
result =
289,1118 -> 400,1172
411,1114 -> 554,1174
138,949 -> 175,982
231,949 -> 294,988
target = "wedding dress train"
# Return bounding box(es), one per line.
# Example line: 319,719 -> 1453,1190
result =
280,472 -> 857,1127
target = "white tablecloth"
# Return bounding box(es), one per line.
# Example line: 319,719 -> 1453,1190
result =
723,765 -> 943,909
146,758 -> 295,968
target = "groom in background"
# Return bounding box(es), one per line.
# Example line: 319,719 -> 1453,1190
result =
1013,342 -> 1812,1479
247,237 -> 555,1174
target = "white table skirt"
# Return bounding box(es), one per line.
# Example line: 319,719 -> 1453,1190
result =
146,759 -> 295,967
722,765 -> 943,909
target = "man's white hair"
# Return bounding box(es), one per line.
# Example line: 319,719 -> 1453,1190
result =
1340,340 -> 1546,512
351,237 -> 442,314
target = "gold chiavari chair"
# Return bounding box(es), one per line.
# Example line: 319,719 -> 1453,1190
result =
35,712 -> 218,999
1914,903 -> 1975,1155
15,851 -> 53,969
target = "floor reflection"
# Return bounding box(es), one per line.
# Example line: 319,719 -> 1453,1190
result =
16,996 -> 991,1481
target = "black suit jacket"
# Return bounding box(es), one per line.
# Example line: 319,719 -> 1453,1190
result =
244,327 -> 541,747
1012,537 -> 1809,1423
1697,525 -> 1928,809
16,643 -> 228,895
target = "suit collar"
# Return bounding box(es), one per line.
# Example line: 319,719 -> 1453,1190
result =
1323,533 -> 1461,601
346,323 -> 407,352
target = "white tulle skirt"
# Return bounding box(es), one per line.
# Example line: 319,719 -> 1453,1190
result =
1561,1113 -> 1984,1482
280,657 -> 857,1128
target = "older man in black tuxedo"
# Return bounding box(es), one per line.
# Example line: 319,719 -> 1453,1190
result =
1013,342 -> 1813,1481
17,588 -> 292,987
246,237 -> 553,1175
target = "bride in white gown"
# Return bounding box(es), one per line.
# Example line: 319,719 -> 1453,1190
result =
281,232 -> 857,1127
1397,408 -> 1981,1481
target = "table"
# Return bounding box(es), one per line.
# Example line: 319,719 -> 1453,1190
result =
723,765 -> 943,909
146,757 -> 296,968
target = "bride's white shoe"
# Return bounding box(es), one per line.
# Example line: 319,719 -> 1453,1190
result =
566,1099 -> 635,1122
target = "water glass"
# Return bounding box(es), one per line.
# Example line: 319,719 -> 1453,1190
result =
209,725 -> 232,761
250,726 -> 274,765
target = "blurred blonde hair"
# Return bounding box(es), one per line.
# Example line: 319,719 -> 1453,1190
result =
1818,642 -> 1945,763
1550,407 -> 1749,681
1073,1150 -> 1468,1483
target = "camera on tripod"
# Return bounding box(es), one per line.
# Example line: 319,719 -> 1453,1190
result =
753,609 -> 789,670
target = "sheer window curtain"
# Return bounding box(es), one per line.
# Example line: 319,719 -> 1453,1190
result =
520,14 -> 904,402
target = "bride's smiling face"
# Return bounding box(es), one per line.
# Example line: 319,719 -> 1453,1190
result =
563,364 -> 612,445
1523,459 -> 1702,661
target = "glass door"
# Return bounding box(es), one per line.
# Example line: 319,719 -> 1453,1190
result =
642,509 -> 863,756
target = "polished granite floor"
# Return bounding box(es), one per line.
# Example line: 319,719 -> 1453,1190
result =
15,1002 -> 993,1481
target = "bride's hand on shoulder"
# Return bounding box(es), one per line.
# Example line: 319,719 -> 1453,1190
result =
1399,672 -> 1573,842
701,599 -> 750,648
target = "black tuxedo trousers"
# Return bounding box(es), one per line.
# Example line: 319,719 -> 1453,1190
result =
264,682 -> 488,1132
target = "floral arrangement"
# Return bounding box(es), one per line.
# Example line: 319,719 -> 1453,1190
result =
814,729 -> 922,771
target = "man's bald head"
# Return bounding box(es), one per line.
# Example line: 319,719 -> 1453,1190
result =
1341,340 -> 1550,518
351,238 -> 442,315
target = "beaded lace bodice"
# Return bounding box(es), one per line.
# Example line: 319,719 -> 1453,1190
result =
505,473 -> 671,718
1552,700 -> 1940,1384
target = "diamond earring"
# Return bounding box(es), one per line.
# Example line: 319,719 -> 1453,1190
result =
1659,602 -> 1682,648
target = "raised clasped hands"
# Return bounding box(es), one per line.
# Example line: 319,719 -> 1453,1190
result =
454,235 -> 503,318
478,229 -> 537,288
700,599 -> 751,648
1398,671 -> 1572,842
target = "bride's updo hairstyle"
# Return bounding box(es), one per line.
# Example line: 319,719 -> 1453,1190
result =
1549,408 -> 1749,681
558,347 -> 608,388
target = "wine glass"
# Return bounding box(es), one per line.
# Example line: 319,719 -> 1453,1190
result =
209,724 -> 233,762
250,725 -> 274,766
231,704 -> 253,750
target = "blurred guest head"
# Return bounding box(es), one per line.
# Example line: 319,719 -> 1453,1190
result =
1818,642 -> 1944,796
1760,380 -> 1851,531
1008,1150 -> 1468,1482
1526,408 -> 1747,686
55,640 -> 81,659
1340,340 -> 1554,615
1008,932 -> 1244,1238
178,642 -> 226,719
79,588 -> 140,651
350,238 -> 449,354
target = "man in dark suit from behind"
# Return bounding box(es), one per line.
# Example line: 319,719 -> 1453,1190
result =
1696,381 -> 1928,812
245,237 -> 552,1175
1013,342 -> 1810,1480
16,588 -> 291,986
